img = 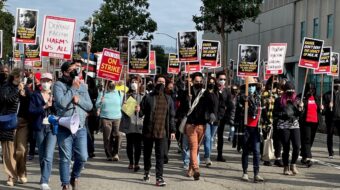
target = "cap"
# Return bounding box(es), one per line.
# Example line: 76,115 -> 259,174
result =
61,62 -> 75,72
41,73 -> 53,80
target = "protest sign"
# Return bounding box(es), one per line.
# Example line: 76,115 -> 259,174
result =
178,31 -> 198,62
167,53 -> 180,74
314,47 -> 332,74
128,40 -> 150,74
97,48 -> 122,81
0,30 -> 2,59
267,43 -> 286,74
25,36 -> 42,68
118,36 -> 128,65
201,40 -> 219,67
41,16 -> 76,60
12,37 -> 21,61
329,52 -> 339,77
298,37 -> 324,69
237,44 -> 261,77
149,51 -> 156,75
185,61 -> 201,73
15,8 -> 38,44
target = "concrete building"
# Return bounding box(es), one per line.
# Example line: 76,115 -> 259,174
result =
203,0 -> 339,94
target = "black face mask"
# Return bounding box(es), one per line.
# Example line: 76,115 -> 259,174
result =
194,83 -> 203,90
286,92 -> 294,97
0,73 -> 8,83
147,83 -> 154,91
69,69 -> 78,79
231,89 -> 238,95
61,75 -> 73,86
207,83 -> 215,90
334,86 -> 340,91
154,83 -> 165,94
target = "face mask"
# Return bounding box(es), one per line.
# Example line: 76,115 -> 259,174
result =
286,91 -> 294,96
194,83 -> 203,90
334,86 -> 340,91
76,67 -> 81,74
147,83 -> 154,91
218,80 -> 226,86
208,83 -> 215,90
232,89 -> 238,95
42,82 -> 51,91
131,83 -> 138,91
249,86 -> 256,94
0,73 -> 8,82
69,69 -> 78,79
155,83 -> 165,93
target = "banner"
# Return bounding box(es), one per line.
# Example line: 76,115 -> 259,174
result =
178,31 -> 198,62
128,40 -> 150,74
41,16 -> 76,60
25,36 -> 42,68
97,48 -> 122,81
118,36 -> 128,65
149,51 -> 156,75
267,43 -> 287,74
201,40 -> 219,68
329,52 -> 339,77
0,30 -> 2,58
237,44 -> 261,77
314,47 -> 332,74
13,37 -> 20,61
15,8 -> 38,44
167,53 -> 180,74
185,61 -> 201,73
298,37 -> 324,69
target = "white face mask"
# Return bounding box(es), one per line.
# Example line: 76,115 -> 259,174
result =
76,67 -> 81,75
218,80 -> 226,86
42,82 -> 51,91
131,83 -> 138,91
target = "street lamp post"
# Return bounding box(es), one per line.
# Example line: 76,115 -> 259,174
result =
155,32 -> 177,53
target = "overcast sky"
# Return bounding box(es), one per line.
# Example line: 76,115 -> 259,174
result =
6,0 -> 203,49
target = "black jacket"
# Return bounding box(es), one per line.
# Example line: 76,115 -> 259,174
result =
220,88 -> 234,124
140,92 -> 176,138
205,90 -> 225,125
273,97 -> 301,123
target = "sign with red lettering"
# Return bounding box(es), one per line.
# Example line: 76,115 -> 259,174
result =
201,40 -> 219,68
298,37 -> 324,69
167,53 -> 179,74
41,16 -> 76,60
149,51 -> 156,75
314,47 -> 332,74
185,61 -> 201,73
97,48 -> 122,81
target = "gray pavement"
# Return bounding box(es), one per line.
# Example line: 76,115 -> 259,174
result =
0,132 -> 340,190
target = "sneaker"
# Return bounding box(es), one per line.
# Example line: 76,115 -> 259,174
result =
274,159 -> 283,167
301,158 -> 307,165
193,170 -> 200,181
241,174 -> 249,182
143,172 -> 150,182
254,175 -> 264,183
41,183 -> 51,190
62,185 -> 70,190
329,156 -> 334,159
88,153 -> 96,158
205,158 -> 212,167
134,165 -> 140,172
6,177 -> 15,186
18,177 -> 28,184
70,177 -> 79,190
156,177 -> 167,187
306,160 -> 313,168
112,155 -> 119,161
263,161 -> 272,166
216,156 -> 226,162
128,164 -> 134,170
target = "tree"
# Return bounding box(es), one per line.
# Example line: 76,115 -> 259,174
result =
193,0 -> 262,86
151,45 -> 167,74
0,0 -> 15,62
81,0 -> 157,52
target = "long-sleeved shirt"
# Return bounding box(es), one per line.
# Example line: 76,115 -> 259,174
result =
96,90 -> 123,120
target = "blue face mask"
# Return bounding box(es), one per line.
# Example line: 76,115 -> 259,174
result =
249,86 -> 256,94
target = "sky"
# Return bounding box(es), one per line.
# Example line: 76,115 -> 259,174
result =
5,0 -> 203,49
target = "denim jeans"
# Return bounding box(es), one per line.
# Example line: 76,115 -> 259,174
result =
242,126 -> 261,176
36,125 -> 57,184
204,123 -> 218,158
182,134 -> 200,168
57,127 -> 88,186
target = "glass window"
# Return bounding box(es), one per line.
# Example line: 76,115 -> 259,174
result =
300,21 -> 306,43
313,18 -> 319,38
327,14 -> 334,39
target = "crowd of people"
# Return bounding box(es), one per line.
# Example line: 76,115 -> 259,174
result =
0,61 -> 339,189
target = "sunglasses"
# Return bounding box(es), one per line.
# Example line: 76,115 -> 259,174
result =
219,79 -> 226,81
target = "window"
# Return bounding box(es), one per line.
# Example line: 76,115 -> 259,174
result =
300,21 -> 306,43
313,18 -> 319,38
327,14 -> 334,38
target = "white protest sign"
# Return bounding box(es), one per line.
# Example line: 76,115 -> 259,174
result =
267,43 -> 287,74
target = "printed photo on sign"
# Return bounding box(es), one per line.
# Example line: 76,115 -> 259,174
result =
177,31 -> 198,62
41,16 -> 76,60
0,30 -> 2,59
149,51 -> 156,75
168,53 -> 180,74
329,52 -> 339,77
185,61 -> 201,73
119,36 -> 128,65
15,8 -> 38,44
267,43 -> 287,74
298,37 -> 324,69
128,40 -> 150,74
237,44 -> 261,77
201,40 -> 219,68
315,47 -> 332,74
97,48 -> 122,81
12,37 -> 20,61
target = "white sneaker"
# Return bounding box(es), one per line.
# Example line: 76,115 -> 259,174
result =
41,183 -> 51,190
241,174 -> 249,181
329,156 -> 334,159
205,158 -> 212,166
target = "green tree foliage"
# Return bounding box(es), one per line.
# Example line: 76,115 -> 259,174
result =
193,0 -> 262,85
81,0 -> 157,52
151,45 -> 167,74
0,0 -> 15,60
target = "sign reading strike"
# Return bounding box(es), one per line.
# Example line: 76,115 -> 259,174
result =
41,16 -> 76,60
314,47 -> 332,74
237,44 -> 261,77
329,52 -> 339,77
97,48 -> 122,81
201,40 -> 219,67
267,43 -> 287,74
299,37 -> 324,69
168,53 -> 179,74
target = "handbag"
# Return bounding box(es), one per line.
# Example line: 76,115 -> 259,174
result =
179,89 -> 205,134
262,127 -> 275,161
0,113 -> 18,130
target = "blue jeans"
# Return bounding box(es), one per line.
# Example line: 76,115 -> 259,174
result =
36,125 -> 57,184
204,123 -> 218,158
242,126 -> 261,176
182,134 -> 200,167
57,127 -> 88,186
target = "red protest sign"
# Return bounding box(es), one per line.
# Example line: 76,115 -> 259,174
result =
201,40 -> 219,68
97,48 -> 122,81
298,37 -> 324,69
149,51 -> 156,75
185,61 -> 201,73
314,47 -> 332,74
167,53 -> 179,74
41,16 -> 76,60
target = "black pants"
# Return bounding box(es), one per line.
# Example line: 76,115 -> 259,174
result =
143,137 -> 165,178
217,120 -> 226,156
126,133 -> 142,165
279,128 -> 301,166
87,115 -> 98,155
164,137 -> 171,163
300,122 -> 318,159
327,120 -> 340,156
273,125 -> 282,159
28,127 -> 36,156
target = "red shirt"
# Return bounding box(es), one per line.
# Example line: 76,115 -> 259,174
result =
306,96 -> 318,123
247,108 -> 261,127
